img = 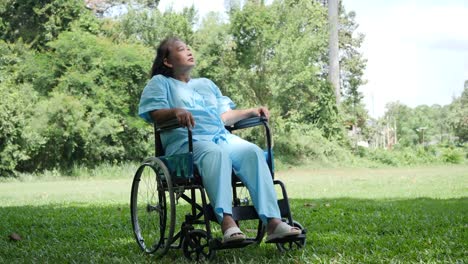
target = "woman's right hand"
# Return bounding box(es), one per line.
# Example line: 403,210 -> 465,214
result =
174,108 -> 195,128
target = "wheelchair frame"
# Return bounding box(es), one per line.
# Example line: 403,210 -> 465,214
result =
130,116 -> 306,260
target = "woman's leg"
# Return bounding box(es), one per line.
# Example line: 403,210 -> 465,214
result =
220,135 -> 281,224
220,135 -> 301,239
175,140 -> 233,223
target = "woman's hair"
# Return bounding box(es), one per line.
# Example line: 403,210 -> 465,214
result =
150,36 -> 181,78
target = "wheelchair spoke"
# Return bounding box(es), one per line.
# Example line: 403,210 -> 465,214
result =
146,203 -> 162,213
131,158 -> 176,256
182,229 -> 214,261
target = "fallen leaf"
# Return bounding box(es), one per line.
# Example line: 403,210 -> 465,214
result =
9,233 -> 22,241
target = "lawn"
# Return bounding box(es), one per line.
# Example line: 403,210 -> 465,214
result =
1,165 -> 467,263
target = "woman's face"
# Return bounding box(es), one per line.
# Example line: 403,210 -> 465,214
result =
164,41 -> 195,72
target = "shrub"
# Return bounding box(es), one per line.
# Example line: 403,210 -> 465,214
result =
441,147 -> 464,164
272,118 -> 354,166
367,148 -> 399,166
0,80 -> 41,177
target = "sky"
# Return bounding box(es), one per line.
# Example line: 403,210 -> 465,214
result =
157,0 -> 468,118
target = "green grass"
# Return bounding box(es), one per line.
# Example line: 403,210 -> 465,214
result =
1,165 -> 467,263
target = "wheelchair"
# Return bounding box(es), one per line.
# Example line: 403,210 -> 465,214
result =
130,116 -> 306,260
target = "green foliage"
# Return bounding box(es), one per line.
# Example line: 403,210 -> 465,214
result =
339,7 -> 369,137
10,0 -> 465,175
0,0 -> 100,50
448,84 -> 468,143
374,87 -> 466,167
19,91 -> 143,171
192,13 -> 238,99
107,6 -> 195,48
1,27 -> 155,174
273,118 -> 353,165
381,99 -> 462,148
48,30 -> 152,112
24,93 -> 90,170
440,147 -> 464,164
366,148 -> 399,166
18,52 -> 57,95
32,30 -> 154,169
224,0 -> 346,145
364,145 -> 466,167
0,81 -> 40,177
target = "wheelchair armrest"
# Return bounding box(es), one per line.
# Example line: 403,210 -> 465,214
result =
155,118 -> 182,132
153,118 -> 193,155
225,116 -> 268,132
226,115 -> 275,178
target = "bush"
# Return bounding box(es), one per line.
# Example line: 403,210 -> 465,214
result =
20,93 -> 90,171
0,80 -> 41,177
364,144 -> 466,167
441,147 -> 464,164
272,118 -> 354,166
394,146 -> 438,165
366,148 -> 399,166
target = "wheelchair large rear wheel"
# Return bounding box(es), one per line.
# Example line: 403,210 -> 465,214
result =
130,157 -> 176,255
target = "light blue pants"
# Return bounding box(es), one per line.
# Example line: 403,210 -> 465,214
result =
176,134 -> 281,224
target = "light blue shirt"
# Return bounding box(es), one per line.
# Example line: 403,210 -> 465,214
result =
138,75 -> 236,155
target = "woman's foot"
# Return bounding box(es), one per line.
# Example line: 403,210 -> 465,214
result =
221,214 -> 245,243
266,218 -> 301,242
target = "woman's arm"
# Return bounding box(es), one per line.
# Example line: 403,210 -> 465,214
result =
150,108 -> 195,128
221,107 -> 270,126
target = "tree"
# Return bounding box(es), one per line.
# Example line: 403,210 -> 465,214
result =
448,83 -> 468,143
428,104 -> 451,144
0,0 -> 99,50
328,0 -> 340,104
0,63 -> 40,176
227,0 -> 343,141
384,102 -> 417,146
0,0 -> 370,175
109,4 -> 196,48
339,6 -> 368,143
192,12 -> 240,102
382,101 -> 456,147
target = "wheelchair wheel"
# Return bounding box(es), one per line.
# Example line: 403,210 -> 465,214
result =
276,221 -> 306,252
182,229 -> 215,261
130,157 -> 176,255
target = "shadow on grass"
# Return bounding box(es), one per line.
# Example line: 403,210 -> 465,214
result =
0,197 -> 466,263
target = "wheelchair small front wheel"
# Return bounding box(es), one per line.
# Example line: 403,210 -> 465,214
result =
276,221 -> 306,252
182,229 -> 215,261
130,157 -> 176,255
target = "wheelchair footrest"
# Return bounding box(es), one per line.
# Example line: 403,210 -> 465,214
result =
210,238 -> 257,250
264,233 -> 306,244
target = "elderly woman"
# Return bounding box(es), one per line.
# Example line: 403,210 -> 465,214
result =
138,37 -> 300,243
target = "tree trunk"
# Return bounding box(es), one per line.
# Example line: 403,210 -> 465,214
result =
328,0 -> 340,105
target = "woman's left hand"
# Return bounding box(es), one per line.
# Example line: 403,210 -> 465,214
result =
253,106 -> 270,120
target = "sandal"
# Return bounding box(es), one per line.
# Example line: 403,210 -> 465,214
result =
265,222 -> 301,242
222,226 -> 246,243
